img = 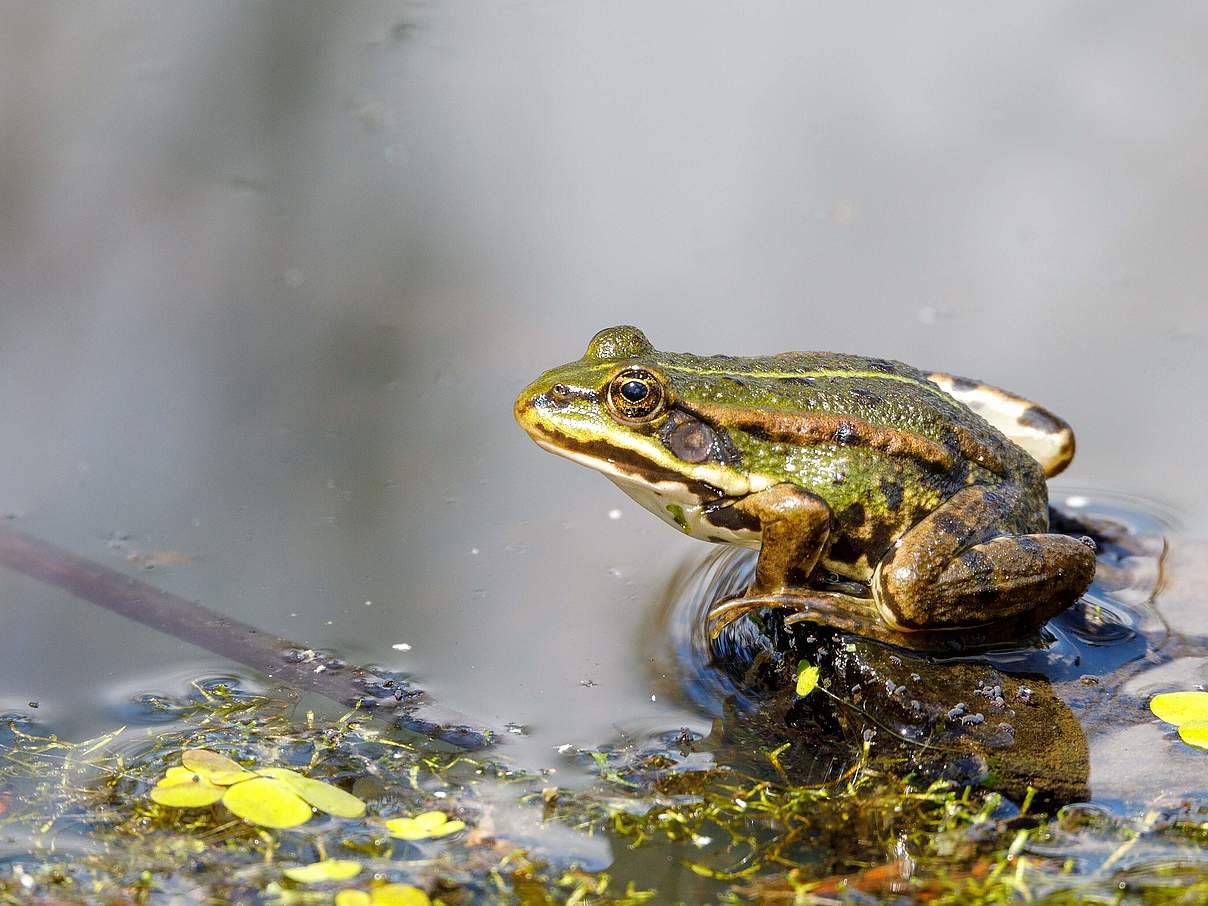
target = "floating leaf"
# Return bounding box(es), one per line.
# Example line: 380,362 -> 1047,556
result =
284,859 -> 362,884
222,776 -> 312,828
260,767 -> 366,818
161,765 -> 203,784
385,810 -> 465,840
371,884 -> 431,906
336,892 -> 372,906
180,748 -> 256,785
1178,721 -> 1208,750
1150,691 -> 1208,726
150,772 -> 224,808
796,661 -> 819,698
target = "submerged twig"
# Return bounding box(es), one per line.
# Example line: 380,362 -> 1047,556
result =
0,524 -> 490,749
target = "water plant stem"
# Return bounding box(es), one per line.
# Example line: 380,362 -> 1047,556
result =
0,524 -> 490,749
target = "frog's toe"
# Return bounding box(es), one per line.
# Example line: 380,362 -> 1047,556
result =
706,594 -> 809,640
707,591 -> 877,640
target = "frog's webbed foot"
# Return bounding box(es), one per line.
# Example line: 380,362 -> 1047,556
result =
706,594 -> 809,640
706,590 -> 877,641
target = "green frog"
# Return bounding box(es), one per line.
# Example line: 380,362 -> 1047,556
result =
514,326 -> 1097,646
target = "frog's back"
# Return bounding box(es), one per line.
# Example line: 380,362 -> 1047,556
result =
662,348 -> 1042,489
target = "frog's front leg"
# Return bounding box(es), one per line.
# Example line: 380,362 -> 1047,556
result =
872,484 -> 1097,632
731,483 -> 832,594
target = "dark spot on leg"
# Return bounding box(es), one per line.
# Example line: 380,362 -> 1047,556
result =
1018,405 -> 1065,435
952,376 -> 979,392
867,358 -> 897,374
1015,535 -> 1042,556
932,512 -> 967,538
779,376 -> 816,386
960,548 -> 996,585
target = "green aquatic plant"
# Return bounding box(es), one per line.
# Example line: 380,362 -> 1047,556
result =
385,810 -> 466,840
150,747 -> 367,828
4,679 -> 1208,904
794,659 -> 819,697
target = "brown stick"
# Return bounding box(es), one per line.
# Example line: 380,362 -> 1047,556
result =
0,524 -> 491,750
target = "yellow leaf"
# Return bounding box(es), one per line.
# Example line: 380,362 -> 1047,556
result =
283,860 -> 362,884
796,661 -> 819,697
162,766 -> 202,784
372,884 -> 431,906
181,748 -> 256,785
336,892 -> 372,906
1150,691 -> 1208,726
428,819 -> 465,838
411,811 -> 449,831
384,811 -> 465,841
259,767 -> 366,818
222,776 -> 313,828
150,773 -> 224,808
1178,721 -> 1208,750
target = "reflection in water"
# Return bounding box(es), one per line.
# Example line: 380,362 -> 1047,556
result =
654,493 -> 1171,806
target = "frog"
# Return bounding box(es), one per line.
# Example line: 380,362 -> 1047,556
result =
513,326 -> 1097,647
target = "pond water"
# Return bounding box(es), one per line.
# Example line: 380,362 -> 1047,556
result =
2,2 -> 1208,902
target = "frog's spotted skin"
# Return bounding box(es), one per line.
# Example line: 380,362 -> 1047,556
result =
515,326 -> 1096,645
927,372 -> 1075,478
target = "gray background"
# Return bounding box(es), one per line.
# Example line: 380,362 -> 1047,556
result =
0,2 -> 1205,776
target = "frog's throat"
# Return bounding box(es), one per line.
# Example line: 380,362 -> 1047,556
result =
529,433 -> 768,500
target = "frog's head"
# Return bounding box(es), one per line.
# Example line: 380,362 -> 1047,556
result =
514,327 -> 758,511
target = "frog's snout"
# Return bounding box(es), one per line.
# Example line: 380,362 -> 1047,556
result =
513,386 -> 540,435
513,380 -> 555,437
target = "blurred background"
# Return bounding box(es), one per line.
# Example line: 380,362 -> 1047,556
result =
0,2 -> 1205,772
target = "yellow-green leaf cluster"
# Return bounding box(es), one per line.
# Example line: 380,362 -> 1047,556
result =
336,884 -> 430,906
1150,691 -> 1208,750
384,810 -> 465,840
148,748 -> 366,828
285,859 -> 362,883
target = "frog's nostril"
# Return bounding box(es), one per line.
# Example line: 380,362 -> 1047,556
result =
549,384 -> 573,404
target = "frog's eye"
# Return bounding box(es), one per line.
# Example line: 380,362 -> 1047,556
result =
606,368 -> 666,424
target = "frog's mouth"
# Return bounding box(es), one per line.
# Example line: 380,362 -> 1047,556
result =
528,429 -> 728,503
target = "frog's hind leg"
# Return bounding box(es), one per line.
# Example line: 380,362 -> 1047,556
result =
872,484 -> 1097,632
928,372 -> 1075,477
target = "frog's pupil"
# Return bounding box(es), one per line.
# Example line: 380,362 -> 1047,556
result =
620,380 -> 648,403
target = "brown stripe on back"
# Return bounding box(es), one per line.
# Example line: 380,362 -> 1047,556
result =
681,402 -> 958,472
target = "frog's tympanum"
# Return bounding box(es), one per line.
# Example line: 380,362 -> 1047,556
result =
515,326 -> 1096,647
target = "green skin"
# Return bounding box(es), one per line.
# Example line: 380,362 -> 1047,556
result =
514,326 -> 1097,642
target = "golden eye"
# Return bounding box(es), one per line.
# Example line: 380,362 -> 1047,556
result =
606,368 -> 666,423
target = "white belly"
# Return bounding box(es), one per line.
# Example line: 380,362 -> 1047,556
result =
607,475 -> 762,549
